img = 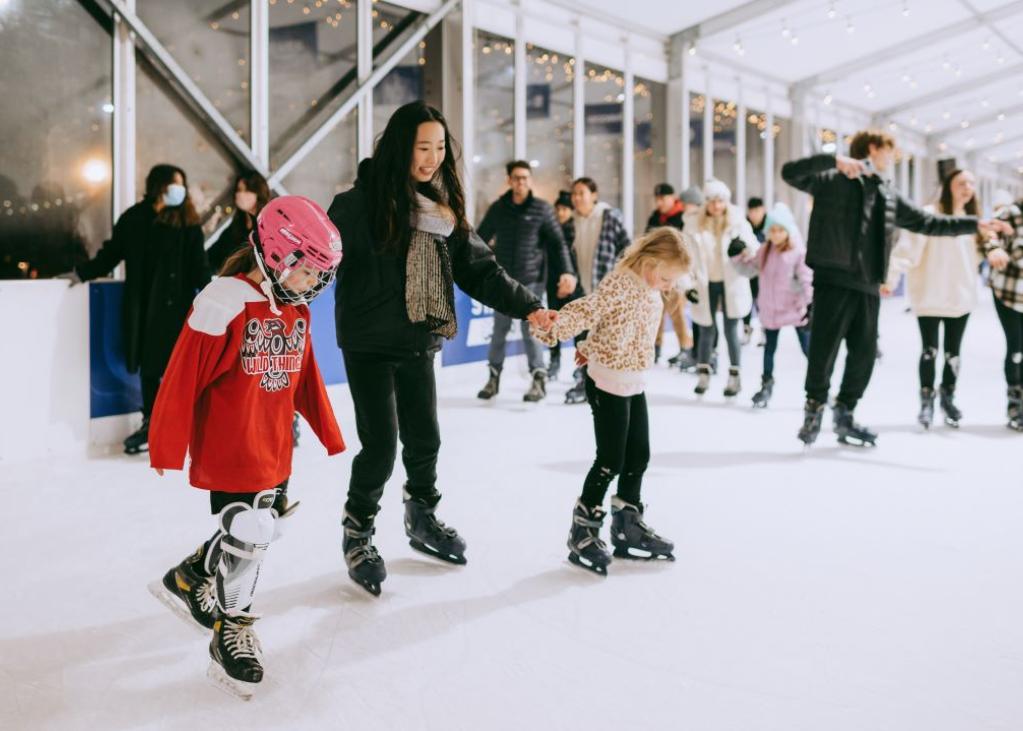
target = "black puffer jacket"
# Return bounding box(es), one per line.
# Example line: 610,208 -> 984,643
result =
328,159 -> 542,357
782,154 -> 978,284
476,190 -> 573,285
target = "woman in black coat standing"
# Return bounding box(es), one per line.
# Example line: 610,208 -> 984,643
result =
328,101 -> 555,596
65,164 -> 209,454
205,170 -> 270,274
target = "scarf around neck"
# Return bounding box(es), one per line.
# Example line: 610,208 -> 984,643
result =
406,193 -> 457,339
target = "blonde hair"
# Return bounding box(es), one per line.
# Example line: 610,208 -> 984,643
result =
618,226 -> 691,276
698,202 -> 735,238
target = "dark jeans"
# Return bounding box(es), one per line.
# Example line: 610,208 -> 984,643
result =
917,315 -> 969,390
763,326 -> 810,380
994,294 -> 1023,388
343,351 -> 441,521
804,283 -> 879,409
489,281 -> 546,372
697,281 -> 741,367
580,376 -> 649,508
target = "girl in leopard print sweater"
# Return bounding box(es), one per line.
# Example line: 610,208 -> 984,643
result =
532,227 -> 691,575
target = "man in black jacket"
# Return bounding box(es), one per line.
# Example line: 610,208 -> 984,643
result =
782,130 -> 1008,446
645,183 -> 695,369
475,160 -> 577,402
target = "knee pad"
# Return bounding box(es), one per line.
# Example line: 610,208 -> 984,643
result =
213,490 -> 277,616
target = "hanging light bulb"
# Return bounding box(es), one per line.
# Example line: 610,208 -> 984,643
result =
823,92 -> 833,105
687,39 -> 697,56
733,36 -> 744,56
827,1 -> 837,19
901,0 -> 910,17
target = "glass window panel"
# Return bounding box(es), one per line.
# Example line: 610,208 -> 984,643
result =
633,78 -> 667,235
473,30 -> 514,223
712,98 -> 737,196
137,0 -> 250,142
583,63 -> 623,210
689,93 -> 704,191
0,0 -> 112,279
373,8 -> 431,143
745,109 -> 765,201
281,111 -> 358,205
525,44 -> 574,206
773,116 -> 793,209
372,1 -> 423,71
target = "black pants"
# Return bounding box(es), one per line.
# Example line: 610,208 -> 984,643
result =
994,294 -> 1023,388
804,284 -> 880,409
763,326 -> 810,380
141,369 -> 162,418
580,376 -> 649,508
917,315 -> 969,390
343,351 -> 441,522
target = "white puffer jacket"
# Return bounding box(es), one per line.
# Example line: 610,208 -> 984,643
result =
681,205 -> 760,326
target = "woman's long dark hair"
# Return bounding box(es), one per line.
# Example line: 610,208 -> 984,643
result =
368,101 -> 469,253
145,164 -> 200,228
938,168 -> 985,245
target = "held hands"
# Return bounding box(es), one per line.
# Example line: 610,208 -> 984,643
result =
987,248 -> 1011,271
977,219 -> 1013,239
527,308 -> 559,332
879,284 -> 894,297
556,273 -> 578,299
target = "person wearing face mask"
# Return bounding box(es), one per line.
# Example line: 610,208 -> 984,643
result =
206,171 -> 271,274
59,164 -> 210,454
782,131 -> 1010,447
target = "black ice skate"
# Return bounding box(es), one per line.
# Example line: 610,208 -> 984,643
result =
477,365 -> 500,400
938,386 -> 961,428
694,365 -> 711,395
1008,387 -> 1023,432
148,546 -> 217,633
565,367 -> 587,404
833,401 -> 877,447
523,368 -> 547,403
403,492 -> 467,565
797,399 -> 826,446
918,387 -> 935,430
752,376 -> 774,408
567,501 -> 611,575
208,613 -> 264,701
723,367 -> 741,397
123,416 -> 149,455
342,511 -> 387,596
609,497 -> 674,561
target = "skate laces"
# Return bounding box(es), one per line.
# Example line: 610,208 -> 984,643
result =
197,578 -> 217,615
223,620 -> 263,661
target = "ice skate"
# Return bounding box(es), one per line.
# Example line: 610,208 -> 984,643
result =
565,367 -> 587,404
403,491 -> 467,565
148,546 -> 217,633
694,365 -> 711,395
752,376 -> 773,408
938,386 -> 961,428
1007,387 -> 1023,432
477,365 -> 500,400
208,613 -> 264,701
522,368 -> 547,403
833,401 -> 877,447
674,349 -> 697,373
342,511 -> 387,596
123,416 -> 149,455
609,497 -> 674,561
567,501 -> 611,576
797,399 -> 825,446
918,387 -> 935,430
723,367 -> 741,397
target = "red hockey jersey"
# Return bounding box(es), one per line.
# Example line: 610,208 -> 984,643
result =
150,275 -> 345,492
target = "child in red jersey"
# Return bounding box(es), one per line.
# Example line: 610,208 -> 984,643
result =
148,196 -> 345,699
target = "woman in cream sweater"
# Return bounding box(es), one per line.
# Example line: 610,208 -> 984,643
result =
882,168 -> 988,429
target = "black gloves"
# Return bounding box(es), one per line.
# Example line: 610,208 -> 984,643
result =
727,237 -> 747,258
685,288 -> 699,304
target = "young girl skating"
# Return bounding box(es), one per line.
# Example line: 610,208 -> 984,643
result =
148,196 -> 346,699
533,227 -> 691,575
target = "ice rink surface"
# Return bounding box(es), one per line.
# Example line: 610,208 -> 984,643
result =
3,296 -> 1022,731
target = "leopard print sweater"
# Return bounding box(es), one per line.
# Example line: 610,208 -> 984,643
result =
532,266 -> 663,396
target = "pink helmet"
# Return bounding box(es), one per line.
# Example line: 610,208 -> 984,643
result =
251,195 -> 342,307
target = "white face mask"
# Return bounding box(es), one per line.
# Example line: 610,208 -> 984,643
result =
235,191 -> 258,214
162,184 -> 186,207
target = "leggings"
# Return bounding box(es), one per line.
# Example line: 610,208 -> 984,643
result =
580,376 -> 649,508
994,294 -> 1023,388
916,315 -> 969,391
696,281 -> 742,367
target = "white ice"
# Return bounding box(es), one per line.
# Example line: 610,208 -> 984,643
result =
3,297 -> 1022,731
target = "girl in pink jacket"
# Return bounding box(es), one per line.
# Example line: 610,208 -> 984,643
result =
750,203 -> 813,408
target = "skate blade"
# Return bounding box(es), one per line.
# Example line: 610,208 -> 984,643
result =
837,436 -> 877,447
147,581 -> 210,636
124,445 -> 149,455
207,661 -> 257,701
408,538 -> 468,566
567,552 -> 608,576
348,571 -> 382,597
943,418 -> 960,429
612,546 -> 675,561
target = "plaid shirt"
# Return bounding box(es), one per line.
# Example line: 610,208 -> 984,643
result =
588,206 -> 631,293
987,205 -> 1023,312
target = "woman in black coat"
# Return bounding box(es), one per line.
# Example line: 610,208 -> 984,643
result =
205,170 -> 270,274
67,164 -> 209,453
328,101 -> 555,596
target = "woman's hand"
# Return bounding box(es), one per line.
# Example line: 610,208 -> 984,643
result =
556,273 -> 577,299
978,219 -> 1013,239
527,308 -> 558,331
879,284 -> 894,297
988,249 -> 1011,271
835,155 -> 866,179
575,350 -> 588,367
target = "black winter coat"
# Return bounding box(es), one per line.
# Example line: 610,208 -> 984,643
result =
327,160 -> 542,357
206,213 -> 255,274
76,201 -> 209,373
781,154 -> 978,285
476,190 -> 573,285
645,208 -> 684,232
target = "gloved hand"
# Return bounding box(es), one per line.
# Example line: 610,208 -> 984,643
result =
55,270 -> 82,287
727,237 -> 747,258
685,288 -> 699,304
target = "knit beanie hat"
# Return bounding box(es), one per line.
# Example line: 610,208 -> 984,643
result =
763,202 -> 799,240
702,179 -> 731,203
679,186 -> 704,206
